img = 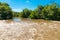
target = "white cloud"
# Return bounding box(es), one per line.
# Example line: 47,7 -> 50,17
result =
26,0 -> 30,3
12,9 -> 22,12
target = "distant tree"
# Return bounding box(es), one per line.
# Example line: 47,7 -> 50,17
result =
0,2 -> 13,20
21,8 -> 31,18
12,12 -> 20,17
29,5 -> 44,19
41,3 -> 60,20
34,5 -> 44,19
29,11 -> 35,19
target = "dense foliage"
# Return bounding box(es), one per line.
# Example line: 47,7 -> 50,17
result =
20,8 -> 31,18
13,12 -> 20,17
0,2 -> 12,20
20,3 -> 60,20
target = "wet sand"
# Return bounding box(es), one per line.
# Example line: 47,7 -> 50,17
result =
0,20 -> 60,40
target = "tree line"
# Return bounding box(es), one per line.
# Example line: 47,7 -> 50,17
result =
0,2 -> 60,20
20,3 -> 60,20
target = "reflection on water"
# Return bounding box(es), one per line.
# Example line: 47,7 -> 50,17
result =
13,17 -> 21,22
12,17 -> 51,23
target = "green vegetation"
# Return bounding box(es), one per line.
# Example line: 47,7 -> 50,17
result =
20,8 -> 31,18
20,3 -> 60,20
0,2 -> 12,20
0,2 -> 60,20
13,12 -> 20,17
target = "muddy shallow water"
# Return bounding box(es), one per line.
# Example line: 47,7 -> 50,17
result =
0,18 -> 60,40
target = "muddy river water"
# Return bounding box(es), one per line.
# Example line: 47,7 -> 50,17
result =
0,18 -> 60,40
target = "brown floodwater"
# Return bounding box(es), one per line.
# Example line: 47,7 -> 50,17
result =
0,18 -> 60,40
